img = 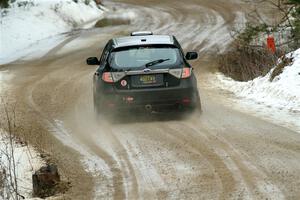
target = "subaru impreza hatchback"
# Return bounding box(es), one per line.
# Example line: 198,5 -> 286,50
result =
87,31 -> 201,114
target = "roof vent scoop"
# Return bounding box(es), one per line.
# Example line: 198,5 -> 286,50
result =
131,31 -> 153,36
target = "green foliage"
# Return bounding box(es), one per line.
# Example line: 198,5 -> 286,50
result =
291,18 -> 300,47
288,0 -> 300,4
237,23 -> 268,45
290,0 -> 300,47
0,0 -> 9,8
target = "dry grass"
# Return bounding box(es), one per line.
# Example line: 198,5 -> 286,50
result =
218,44 -> 279,81
269,55 -> 293,81
0,170 -> 3,195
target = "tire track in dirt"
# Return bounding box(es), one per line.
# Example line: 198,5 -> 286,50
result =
172,120 -> 285,199
115,121 -> 223,199
99,122 -> 139,199
158,122 -> 237,199
70,114 -> 140,199
186,115 -> 286,199
122,141 -> 168,199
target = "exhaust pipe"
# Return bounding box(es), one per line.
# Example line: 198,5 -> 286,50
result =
145,104 -> 152,111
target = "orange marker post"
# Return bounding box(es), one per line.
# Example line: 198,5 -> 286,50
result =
267,36 -> 276,53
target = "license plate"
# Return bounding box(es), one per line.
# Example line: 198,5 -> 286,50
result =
140,75 -> 156,84
131,74 -> 163,87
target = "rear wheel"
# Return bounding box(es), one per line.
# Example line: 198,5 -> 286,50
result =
186,92 -> 202,113
93,93 -> 104,117
93,93 -> 117,121
195,92 -> 202,112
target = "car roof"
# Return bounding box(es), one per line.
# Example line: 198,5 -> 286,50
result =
112,35 -> 175,49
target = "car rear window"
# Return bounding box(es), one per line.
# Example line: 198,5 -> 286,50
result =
108,45 -> 182,69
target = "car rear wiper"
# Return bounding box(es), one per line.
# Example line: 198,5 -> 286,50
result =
112,59 -> 170,72
145,58 -> 170,68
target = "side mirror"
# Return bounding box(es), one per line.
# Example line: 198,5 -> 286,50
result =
185,52 -> 198,60
86,57 -> 100,65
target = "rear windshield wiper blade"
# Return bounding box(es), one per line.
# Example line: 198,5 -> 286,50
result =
111,59 -> 170,72
145,58 -> 170,68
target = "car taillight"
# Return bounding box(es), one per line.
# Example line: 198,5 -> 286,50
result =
181,68 -> 192,79
102,72 -> 114,83
169,68 -> 182,78
102,72 -> 126,83
111,72 -> 126,82
169,68 -> 192,79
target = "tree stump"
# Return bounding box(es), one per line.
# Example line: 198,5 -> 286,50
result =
32,164 -> 60,198
95,0 -> 102,5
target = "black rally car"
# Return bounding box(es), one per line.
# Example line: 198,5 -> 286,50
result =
87,31 -> 201,113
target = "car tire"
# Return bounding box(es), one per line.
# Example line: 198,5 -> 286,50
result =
196,92 -> 202,113
93,93 -> 102,116
187,92 -> 202,113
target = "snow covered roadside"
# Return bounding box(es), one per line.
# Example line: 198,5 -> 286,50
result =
0,131 -> 44,199
214,48 -> 300,132
0,0 -> 105,64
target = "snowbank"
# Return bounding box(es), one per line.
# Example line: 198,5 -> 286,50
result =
0,131 -> 44,199
216,48 -> 300,131
0,0 -> 105,64
216,48 -> 300,112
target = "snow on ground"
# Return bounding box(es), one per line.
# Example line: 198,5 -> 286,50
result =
50,120 -> 114,199
214,48 -> 300,132
0,0 -> 105,64
54,5 -> 137,55
0,131 -> 44,199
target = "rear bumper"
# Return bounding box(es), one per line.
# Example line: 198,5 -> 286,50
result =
96,79 -> 199,110
117,88 -> 196,106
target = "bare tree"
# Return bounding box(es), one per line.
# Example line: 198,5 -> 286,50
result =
0,100 -> 24,200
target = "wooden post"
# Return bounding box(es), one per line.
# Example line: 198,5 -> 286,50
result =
32,164 -> 60,198
95,0 -> 102,5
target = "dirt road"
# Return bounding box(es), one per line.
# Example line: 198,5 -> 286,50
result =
1,0 -> 300,199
